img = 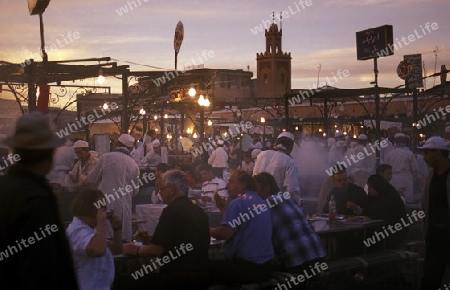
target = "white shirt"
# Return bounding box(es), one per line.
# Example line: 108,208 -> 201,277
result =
200,177 -> 228,212
66,217 -> 114,290
253,149 -> 301,201
385,146 -> 419,175
380,139 -> 394,164
249,141 -> 263,150
87,148 -> 140,242
47,143 -> 76,186
208,147 -> 229,168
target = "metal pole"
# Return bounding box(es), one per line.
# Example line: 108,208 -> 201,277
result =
200,107 -> 205,143
26,59 -> 36,113
374,57 -> 381,167
39,13 -> 48,63
121,69 -> 129,133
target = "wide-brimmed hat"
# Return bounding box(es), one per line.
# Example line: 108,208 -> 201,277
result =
3,112 -> 66,149
118,134 -> 135,148
417,136 -> 450,151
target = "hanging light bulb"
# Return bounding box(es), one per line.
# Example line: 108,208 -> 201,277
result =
164,114 -> 168,119
186,128 -> 192,134
193,133 -> 198,139
139,108 -> 146,115
198,95 -> 205,106
154,115 -> 158,120
103,102 -> 109,110
98,69 -> 105,84
207,120 -> 212,126
204,96 -> 210,107
188,87 -> 196,97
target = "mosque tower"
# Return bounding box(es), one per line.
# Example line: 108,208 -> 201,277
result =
256,13 -> 292,98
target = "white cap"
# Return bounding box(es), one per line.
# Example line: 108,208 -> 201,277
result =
118,134 -> 135,148
151,139 -> 160,148
417,136 -> 450,151
217,140 -> 224,145
277,132 -> 294,141
251,148 -> 262,160
394,133 -> 406,139
357,134 -> 368,140
336,141 -> 347,147
73,140 -> 89,149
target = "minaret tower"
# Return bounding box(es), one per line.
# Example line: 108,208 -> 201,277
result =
256,12 -> 292,98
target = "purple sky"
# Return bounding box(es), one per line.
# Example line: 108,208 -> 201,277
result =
1,0 -> 449,97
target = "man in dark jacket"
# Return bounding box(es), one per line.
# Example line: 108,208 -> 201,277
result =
0,112 -> 79,289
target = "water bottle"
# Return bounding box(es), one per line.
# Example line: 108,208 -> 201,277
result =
329,195 -> 336,223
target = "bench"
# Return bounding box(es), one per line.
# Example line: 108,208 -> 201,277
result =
208,271 -> 297,290
313,250 -> 419,290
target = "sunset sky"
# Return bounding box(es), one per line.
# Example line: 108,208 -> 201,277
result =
1,0 -> 449,99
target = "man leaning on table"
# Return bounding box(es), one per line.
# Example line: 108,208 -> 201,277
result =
123,169 -> 210,290
322,166 -> 368,216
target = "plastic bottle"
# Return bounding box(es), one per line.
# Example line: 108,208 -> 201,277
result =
329,195 -> 336,223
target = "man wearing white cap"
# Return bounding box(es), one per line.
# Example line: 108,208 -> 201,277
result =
380,123 -> 399,164
253,132 -> 301,202
385,133 -> 419,204
47,138 -> 76,187
140,138 -> 162,167
418,136 -> 450,290
350,134 -> 375,188
208,139 -> 229,180
68,140 -> 98,187
85,134 -> 140,242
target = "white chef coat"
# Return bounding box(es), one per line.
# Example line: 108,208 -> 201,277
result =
87,148 -> 140,242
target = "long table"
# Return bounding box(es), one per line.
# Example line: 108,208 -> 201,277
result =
313,219 -> 386,258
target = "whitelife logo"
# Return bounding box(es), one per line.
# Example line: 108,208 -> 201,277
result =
56,102 -> 118,138
0,224 -> 59,261
93,172 -> 156,209
131,243 -> 193,280
376,22 -> 439,57
288,69 -> 350,106
416,104 -> 450,129
150,50 -> 215,87
363,210 -> 425,247
250,1 -> 313,35
325,139 -> 388,176
227,192 -> 291,228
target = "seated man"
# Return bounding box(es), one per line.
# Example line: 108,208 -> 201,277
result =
323,167 -> 368,216
254,172 -> 327,283
199,164 -> 228,212
123,170 -> 210,290
209,170 -> 274,285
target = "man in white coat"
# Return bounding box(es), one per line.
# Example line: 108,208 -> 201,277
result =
253,132 -> 301,203
85,134 -> 140,242
386,133 -> 419,204
208,139 -> 229,180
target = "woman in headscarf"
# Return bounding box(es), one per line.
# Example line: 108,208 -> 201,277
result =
363,174 -> 408,249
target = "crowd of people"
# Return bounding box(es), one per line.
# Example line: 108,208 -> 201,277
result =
0,112 -> 449,290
